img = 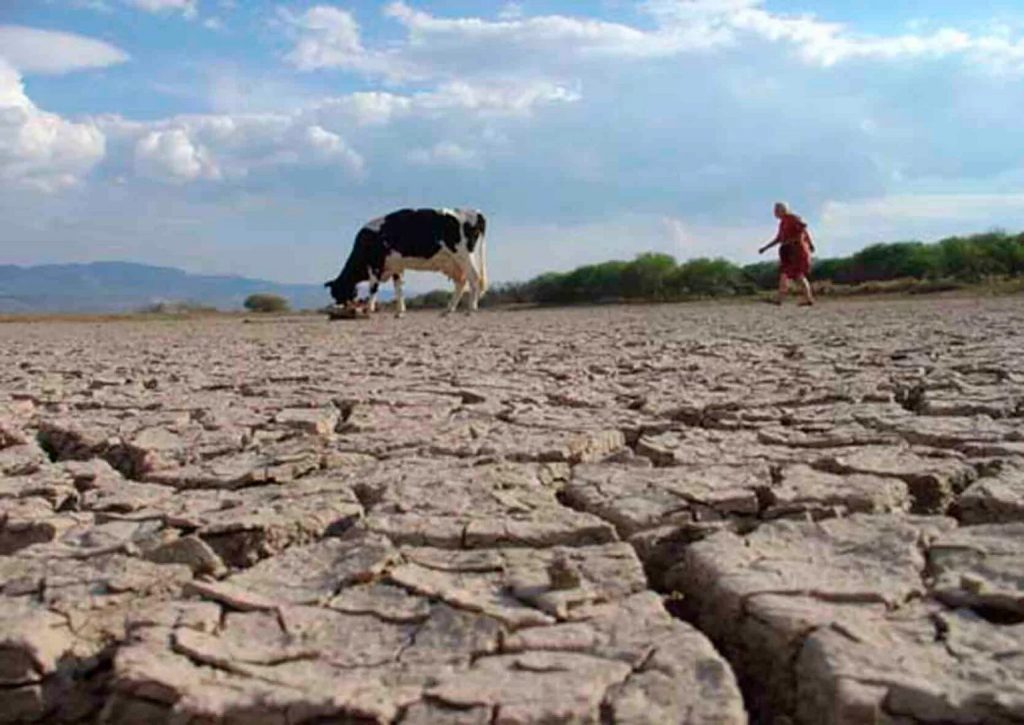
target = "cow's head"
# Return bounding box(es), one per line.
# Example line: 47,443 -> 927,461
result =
324,276 -> 359,307
325,249 -> 369,307
458,209 -> 486,249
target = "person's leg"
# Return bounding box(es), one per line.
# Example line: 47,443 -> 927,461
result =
777,274 -> 790,304
798,276 -> 814,305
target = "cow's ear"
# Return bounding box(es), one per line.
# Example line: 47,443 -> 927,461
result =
323,281 -> 331,288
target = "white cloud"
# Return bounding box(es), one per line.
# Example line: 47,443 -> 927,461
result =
0,26 -> 129,75
407,141 -> 479,168
487,214 -> 704,280
283,1 -> 1024,85
282,6 -> 413,80
658,214 -> 771,261
728,10 -> 977,67
718,190 -> 1024,257
282,2 -> 707,84
647,0 -> 1024,72
135,128 -> 219,182
314,92 -> 414,126
308,78 -> 579,136
382,1 -> 677,57
103,111 -> 366,184
498,3 -> 524,22
415,80 -> 580,116
0,60 -> 105,192
201,67 -> 324,114
301,125 -> 364,173
822,193 -> 1024,228
70,1 -> 115,12
122,0 -> 198,19
6,1 -> 1024,285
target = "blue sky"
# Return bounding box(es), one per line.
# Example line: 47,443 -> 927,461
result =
1,1 -> 1023,287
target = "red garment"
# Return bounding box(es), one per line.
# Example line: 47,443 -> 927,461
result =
777,213 -> 806,244
777,213 -> 811,279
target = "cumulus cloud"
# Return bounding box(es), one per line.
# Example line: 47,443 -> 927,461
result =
382,1 -> 681,58
283,2 -> 705,82
0,60 -> 106,191
311,79 -> 578,128
647,0 -> 1024,72
0,26 -> 129,75
135,128 -> 219,182
282,1 -> 1024,82
102,112 -> 365,184
5,1 -> 1024,285
415,80 -> 580,116
313,92 -> 414,127
282,6 -> 413,80
299,125 -> 364,173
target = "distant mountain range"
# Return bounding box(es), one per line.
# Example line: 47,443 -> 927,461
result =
0,262 -> 337,314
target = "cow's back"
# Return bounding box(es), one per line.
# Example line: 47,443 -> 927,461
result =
373,208 -> 459,259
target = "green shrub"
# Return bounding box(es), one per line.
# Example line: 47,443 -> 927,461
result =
138,301 -> 217,315
406,289 -> 451,309
243,293 -> 290,313
408,228 -> 1024,308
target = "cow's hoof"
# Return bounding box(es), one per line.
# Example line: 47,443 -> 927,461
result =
395,311 -> 406,319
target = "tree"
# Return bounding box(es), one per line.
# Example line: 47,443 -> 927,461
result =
243,293 -> 290,313
620,253 -> 676,299
531,272 -> 571,304
741,261 -> 778,291
668,258 -> 741,297
839,242 -> 936,283
937,237 -> 1001,281
402,227 -> 1024,308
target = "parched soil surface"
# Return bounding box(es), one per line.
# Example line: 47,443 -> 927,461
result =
2,297 -> 1023,724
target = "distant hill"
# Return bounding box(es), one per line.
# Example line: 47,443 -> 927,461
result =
0,262 -> 337,313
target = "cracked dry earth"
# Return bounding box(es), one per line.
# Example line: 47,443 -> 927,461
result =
2,298 -> 1024,725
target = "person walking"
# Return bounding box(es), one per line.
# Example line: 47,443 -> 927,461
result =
759,202 -> 815,306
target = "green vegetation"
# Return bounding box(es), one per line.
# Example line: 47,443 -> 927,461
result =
138,301 -> 218,315
243,293 -> 291,313
406,289 -> 453,309
407,230 -> 1024,308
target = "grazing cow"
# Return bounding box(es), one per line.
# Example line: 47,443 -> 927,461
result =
325,208 -> 488,317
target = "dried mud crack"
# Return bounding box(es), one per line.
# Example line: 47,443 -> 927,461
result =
2,298 -> 1024,723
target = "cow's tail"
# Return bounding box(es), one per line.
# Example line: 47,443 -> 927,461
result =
477,234 -> 488,296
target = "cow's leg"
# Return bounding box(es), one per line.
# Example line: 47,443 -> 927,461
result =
393,275 -> 406,318
464,260 -> 482,314
444,279 -> 467,316
367,282 -> 379,313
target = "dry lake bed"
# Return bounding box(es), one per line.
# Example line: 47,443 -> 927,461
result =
2,297 -> 1024,724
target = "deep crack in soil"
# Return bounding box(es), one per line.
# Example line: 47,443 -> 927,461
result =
2,298 -> 1024,723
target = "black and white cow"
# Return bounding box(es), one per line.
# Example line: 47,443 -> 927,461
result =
325,208 -> 488,317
